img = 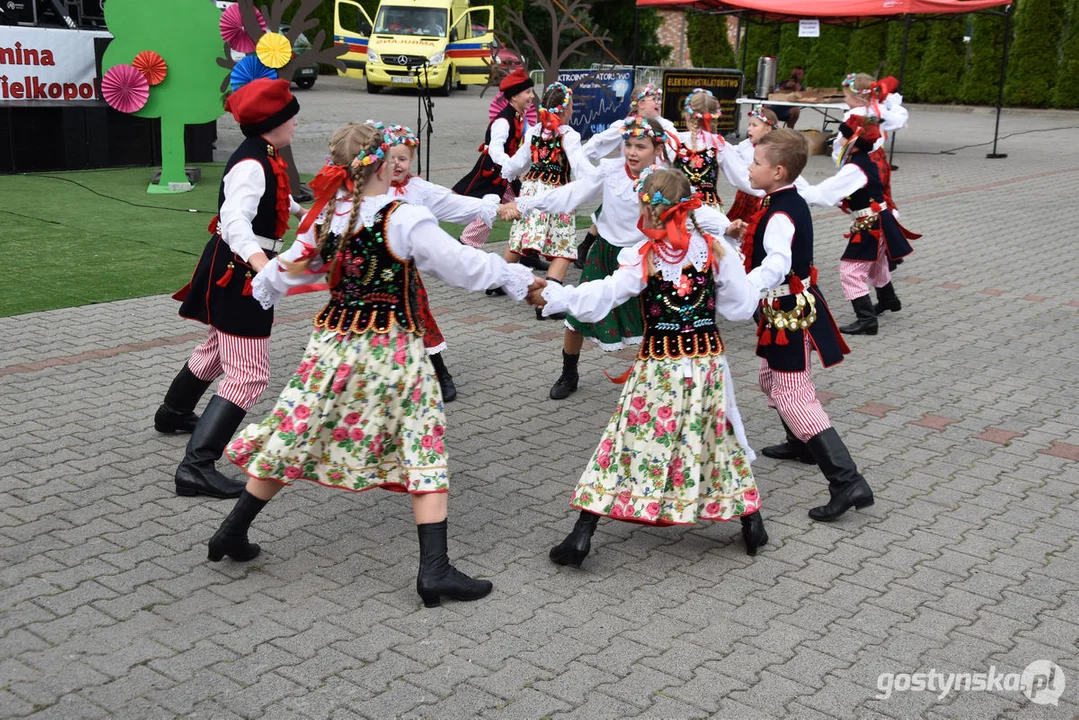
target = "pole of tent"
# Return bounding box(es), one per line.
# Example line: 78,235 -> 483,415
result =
888,15 -> 912,169
740,14 -> 750,76
632,6 -> 640,73
987,4 -> 1012,159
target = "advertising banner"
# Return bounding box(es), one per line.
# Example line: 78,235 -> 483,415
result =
557,68 -> 635,142
661,69 -> 743,135
0,26 -> 110,103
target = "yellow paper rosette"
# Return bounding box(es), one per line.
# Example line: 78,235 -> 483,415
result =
256,32 -> 292,69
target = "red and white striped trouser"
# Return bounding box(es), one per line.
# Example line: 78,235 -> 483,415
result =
459,186 -> 516,248
839,235 -> 892,301
758,334 -> 832,442
187,327 -> 271,411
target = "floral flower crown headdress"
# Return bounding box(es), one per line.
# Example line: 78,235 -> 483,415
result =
631,83 -> 661,108
683,87 -> 720,121
542,82 -> 572,113
842,73 -> 871,96
747,104 -> 777,127
633,166 -> 691,206
621,116 -> 660,140
387,124 -> 419,149
353,120 -> 392,168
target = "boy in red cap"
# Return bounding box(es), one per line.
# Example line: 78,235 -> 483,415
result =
155,78 -> 306,499
799,114 -> 917,336
452,68 -> 545,270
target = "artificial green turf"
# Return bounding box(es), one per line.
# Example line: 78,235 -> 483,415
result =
0,165 -> 588,317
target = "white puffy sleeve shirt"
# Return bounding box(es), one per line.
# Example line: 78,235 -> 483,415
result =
797,164 -> 868,208
219,159 -> 303,262
251,193 -> 535,310
399,176 -> 498,227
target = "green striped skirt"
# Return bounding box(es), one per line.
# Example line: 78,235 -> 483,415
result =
566,235 -> 644,351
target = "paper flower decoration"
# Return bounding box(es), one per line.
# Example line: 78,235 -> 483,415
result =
101,64 -> 150,113
131,50 -> 167,86
256,32 -> 292,69
220,3 -> 266,54
230,55 -> 278,91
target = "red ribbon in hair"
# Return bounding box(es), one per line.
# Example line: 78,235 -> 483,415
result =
297,164 -> 355,236
636,195 -> 707,283
538,108 -> 562,133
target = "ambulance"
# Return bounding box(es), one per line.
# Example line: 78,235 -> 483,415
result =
334,0 -> 495,95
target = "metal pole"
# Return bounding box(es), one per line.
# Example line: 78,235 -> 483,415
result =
888,14 -> 912,169
632,6 -> 639,72
987,5 -> 1012,159
740,14 -> 750,76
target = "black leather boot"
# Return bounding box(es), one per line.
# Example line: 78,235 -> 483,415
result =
416,520 -> 493,608
574,231 -> 598,270
549,351 -> 579,400
519,253 -> 549,272
873,282 -> 902,315
485,287 -> 507,297
840,296 -> 879,336
207,490 -> 267,562
430,352 -> 457,402
155,363 -> 213,434
806,427 -> 875,521
761,415 -> 816,464
549,510 -> 600,568
175,395 -> 248,499
740,511 -> 768,556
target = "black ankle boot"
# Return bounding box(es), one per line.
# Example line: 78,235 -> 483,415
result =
806,428 -> 875,521
549,511 -> 600,567
519,253 -> 549,272
430,352 -> 457,402
840,296 -> 879,336
574,232 -> 598,270
740,511 -> 768,556
155,363 -> 213,434
175,395 -> 248,499
549,351 -> 579,400
761,415 -> 816,464
485,287 -> 506,297
873,282 -> 902,315
416,520 -> 493,608
207,490 -> 267,561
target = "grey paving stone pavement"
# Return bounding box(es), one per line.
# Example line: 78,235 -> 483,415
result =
1,76 -> 1078,718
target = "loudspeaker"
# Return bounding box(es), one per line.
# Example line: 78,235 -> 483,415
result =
80,0 -> 104,20
0,1 -> 36,25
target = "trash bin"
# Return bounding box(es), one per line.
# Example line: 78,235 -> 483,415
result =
755,56 -> 777,99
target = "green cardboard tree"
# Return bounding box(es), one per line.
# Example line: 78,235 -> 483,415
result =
102,0 -> 227,193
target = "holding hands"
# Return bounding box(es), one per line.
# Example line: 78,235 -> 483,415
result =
526,276 -> 548,309
725,219 -> 748,240
498,202 -> 522,222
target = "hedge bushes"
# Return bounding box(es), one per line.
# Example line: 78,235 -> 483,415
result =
729,0 -> 1079,108
687,12 -> 737,70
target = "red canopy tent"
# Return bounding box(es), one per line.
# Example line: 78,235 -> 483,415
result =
633,0 -> 1014,158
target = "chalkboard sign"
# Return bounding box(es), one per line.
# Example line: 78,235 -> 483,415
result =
556,68 -> 634,142
661,69 -> 743,135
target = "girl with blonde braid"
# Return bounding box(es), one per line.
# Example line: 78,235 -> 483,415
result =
208,122 -> 539,609
529,168 -> 768,565
499,83 -> 595,319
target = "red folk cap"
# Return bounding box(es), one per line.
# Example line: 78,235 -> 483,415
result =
499,68 -> 533,98
225,78 -> 300,137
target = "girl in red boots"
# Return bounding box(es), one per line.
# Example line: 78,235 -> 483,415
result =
208,122 -> 539,608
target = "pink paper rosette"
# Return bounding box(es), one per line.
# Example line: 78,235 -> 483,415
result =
101,64 -> 150,113
132,50 -> 167,86
220,3 -> 267,54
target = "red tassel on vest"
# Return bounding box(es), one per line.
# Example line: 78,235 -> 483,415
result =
242,272 -> 253,296
789,275 -> 804,294
775,328 -> 789,346
216,262 -> 234,287
759,327 -> 772,346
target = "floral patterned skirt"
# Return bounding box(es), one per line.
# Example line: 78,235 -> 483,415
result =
509,179 -> 577,260
565,235 -> 645,351
226,327 -> 449,494
569,354 -> 759,526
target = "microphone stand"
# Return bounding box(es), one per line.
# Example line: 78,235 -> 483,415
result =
411,58 -> 436,180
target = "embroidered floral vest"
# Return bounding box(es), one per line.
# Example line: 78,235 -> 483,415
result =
639,263 -> 724,360
523,131 -> 570,186
313,201 -> 422,336
672,144 -> 720,207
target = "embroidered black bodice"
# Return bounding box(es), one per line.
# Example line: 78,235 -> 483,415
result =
672,143 -> 721,206
314,201 -> 423,336
523,131 -> 570,186
639,263 -> 724,360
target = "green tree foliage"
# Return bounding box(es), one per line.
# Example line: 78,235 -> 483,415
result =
103,0 -> 227,191
959,12 -> 1006,105
1052,0 -> 1079,107
916,16 -> 966,103
739,21 -> 781,88
883,19 -> 928,101
805,24 -> 852,87
591,2 -> 670,66
687,12 -> 737,69
777,22 -> 812,79
1005,0 -> 1065,106
846,22 -> 888,78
